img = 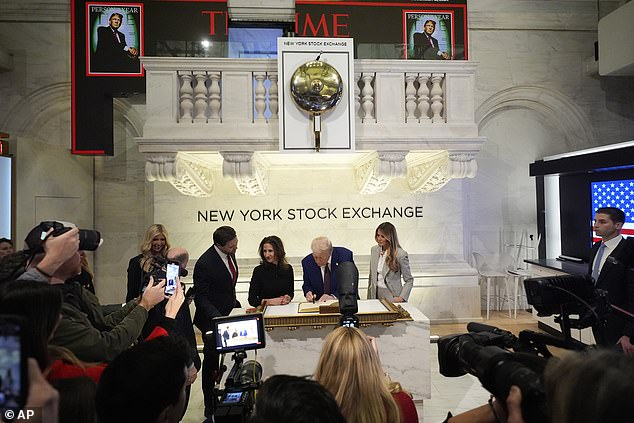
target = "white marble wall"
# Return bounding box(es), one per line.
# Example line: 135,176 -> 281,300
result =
149,164 -> 480,321
153,167 -> 464,260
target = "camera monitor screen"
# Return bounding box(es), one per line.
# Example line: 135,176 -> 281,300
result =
210,313 -> 266,353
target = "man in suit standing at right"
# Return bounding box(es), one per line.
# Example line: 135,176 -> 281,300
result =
302,236 -> 354,302
193,226 -> 240,415
589,207 -> 634,354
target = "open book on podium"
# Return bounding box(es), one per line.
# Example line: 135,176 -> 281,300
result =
297,300 -> 339,314
263,299 -> 411,329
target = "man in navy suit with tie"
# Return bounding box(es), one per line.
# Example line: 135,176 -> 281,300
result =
589,207 -> 634,354
413,20 -> 450,60
93,13 -> 139,73
302,236 -> 354,302
193,226 -> 241,415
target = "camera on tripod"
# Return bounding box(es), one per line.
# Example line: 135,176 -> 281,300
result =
207,313 -> 266,423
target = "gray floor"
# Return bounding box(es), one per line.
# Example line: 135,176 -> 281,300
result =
181,342 -> 490,423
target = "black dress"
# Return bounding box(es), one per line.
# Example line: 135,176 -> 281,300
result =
126,254 -> 145,302
248,262 -> 295,307
126,254 -> 164,302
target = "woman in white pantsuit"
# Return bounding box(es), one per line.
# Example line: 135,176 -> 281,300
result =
367,222 -> 414,303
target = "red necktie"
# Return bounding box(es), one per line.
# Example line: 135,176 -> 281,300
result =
114,30 -> 121,44
228,256 -> 237,285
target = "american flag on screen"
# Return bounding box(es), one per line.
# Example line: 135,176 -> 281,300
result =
592,179 -> 634,241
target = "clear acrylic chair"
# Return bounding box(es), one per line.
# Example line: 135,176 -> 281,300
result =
472,252 -> 514,319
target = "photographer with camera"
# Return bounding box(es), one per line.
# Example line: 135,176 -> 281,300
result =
589,207 -> 634,353
17,221 -> 167,363
442,348 -> 634,423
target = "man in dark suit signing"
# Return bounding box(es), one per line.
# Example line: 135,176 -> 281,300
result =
302,236 -> 354,302
413,19 -> 450,60
193,226 -> 241,415
589,207 -> 634,354
93,13 -> 139,73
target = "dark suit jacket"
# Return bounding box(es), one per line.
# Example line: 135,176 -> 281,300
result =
193,246 -> 240,334
413,32 -> 442,60
301,247 -> 354,298
588,237 -> 634,344
94,26 -> 136,72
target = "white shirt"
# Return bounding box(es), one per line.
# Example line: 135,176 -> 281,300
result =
592,235 -> 623,277
377,249 -> 387,289
214,244 -> 234,276
319,256 -> 332,281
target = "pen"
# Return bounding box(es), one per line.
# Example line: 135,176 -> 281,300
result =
312,294 -> 315,304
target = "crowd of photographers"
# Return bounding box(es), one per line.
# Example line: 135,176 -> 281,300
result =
1,214 -> 634,423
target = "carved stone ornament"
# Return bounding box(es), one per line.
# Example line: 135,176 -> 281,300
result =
355,151 -> 408,194
407,151 -> 451,193
145,153 -> 214,197
447,153 -> 478,178
221,152 -> 269,196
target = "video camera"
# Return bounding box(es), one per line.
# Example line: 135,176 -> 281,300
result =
438,322 -> 549,423
523,274 -> 617,346
337,261 -> 359,327
207,313 -> 266,423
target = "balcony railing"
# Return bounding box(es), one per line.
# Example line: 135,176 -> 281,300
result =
138,57 -> 484,196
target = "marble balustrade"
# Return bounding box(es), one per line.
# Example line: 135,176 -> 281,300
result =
140,57 -> 481,153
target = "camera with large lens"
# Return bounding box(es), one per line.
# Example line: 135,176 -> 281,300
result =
207,313 -> 266,423
28,221 -> 102,252
438,324 -> 548,423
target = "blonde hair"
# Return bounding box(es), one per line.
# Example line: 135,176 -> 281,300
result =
139,224 -> 170,272
315,327 -> 400,423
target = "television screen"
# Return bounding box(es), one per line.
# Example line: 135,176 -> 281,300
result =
591,179 -> 634,242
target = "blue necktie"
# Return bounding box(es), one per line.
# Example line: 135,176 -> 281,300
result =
591,243 -> 606,283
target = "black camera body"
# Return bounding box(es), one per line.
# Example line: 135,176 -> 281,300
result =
438,330 -> 548,423
336,261 -> 359,328
26,221 -> 101,253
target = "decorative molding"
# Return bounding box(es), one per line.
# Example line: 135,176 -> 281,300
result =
145,153 -> 214,197
447,153 -> 478,179
355,151 -> 407,194
407,151 -> 451,193
355,153 -> 391,194
221,152 -> 269,196
476,85 -> 595,151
